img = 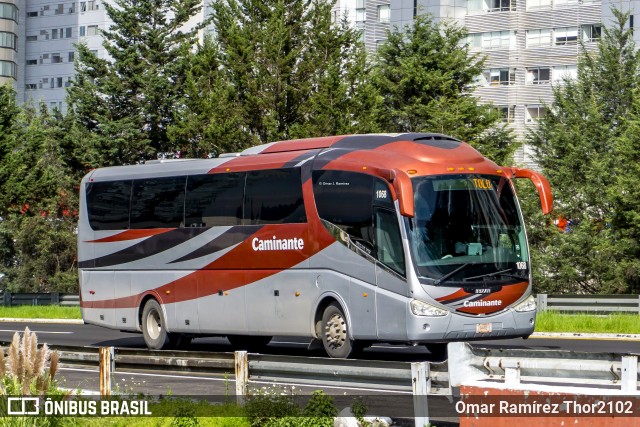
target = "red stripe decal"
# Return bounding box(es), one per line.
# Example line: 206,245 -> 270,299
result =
87,229 -> 174,243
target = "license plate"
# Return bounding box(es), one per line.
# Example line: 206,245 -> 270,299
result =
476,323 -> 492,334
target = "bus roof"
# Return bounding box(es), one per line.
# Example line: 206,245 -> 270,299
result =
86,133 -> 502,182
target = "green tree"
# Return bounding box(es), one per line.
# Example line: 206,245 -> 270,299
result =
67,0 -> 206,166
527,9 -> 640,293
372,14 -> 517,164
168,35 -> 256,157
211,0 -> 374,144
0,104 -> 79,292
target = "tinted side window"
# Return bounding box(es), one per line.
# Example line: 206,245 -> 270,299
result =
130,177 -> 186,229
86,180 -> 132,231
313,170 -> 374,248
185,173 -> 245,227
244,169 -> 306,224
375,208 -> 405,275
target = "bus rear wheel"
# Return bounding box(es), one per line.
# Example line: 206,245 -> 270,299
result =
141,299 -> 172,350
321,303 -> 354,358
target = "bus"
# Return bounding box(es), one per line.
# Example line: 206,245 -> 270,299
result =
78,133 -> 552,358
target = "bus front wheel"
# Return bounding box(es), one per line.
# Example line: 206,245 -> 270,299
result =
141,299 -> 172,350
321,303 -> 354,358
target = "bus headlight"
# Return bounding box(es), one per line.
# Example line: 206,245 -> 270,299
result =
410,299 -> 448,317
514,295 -> 536,312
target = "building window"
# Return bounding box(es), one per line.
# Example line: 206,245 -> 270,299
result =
52,29 -> 59,39
581,24 -> 602,42
498,105 -> 516,122
526,29 -> 551,47
25,84 -> 37,90
68,51 -> 75,62
80,2 -> 87,12
378,5 -> 390,23
527,0 -> 551,9
525,105 -> 546,123
52,53 -> 62,64
80,26 -> 86,37
0,60 -> 16,79
26,59 -> 37,65
55,4 -> 64,14
553,0 -> 580,7
554,27 -> 578,45
526,67 -> 551,84
482,68 -> 515,86
87,25 -> 98,36
66,27 -> 72,38
0,3 -> 18,21
553,65 -> 578,83
356,0 -> 366,23
57,77 -> 63,88
469,31 -> 512,49
469,0 -> 514,12
50,78 -> 55,88
27,11 -> 38,18
27,35 -> 38,42
65,77 -> 72,87
0,32 -> 16,50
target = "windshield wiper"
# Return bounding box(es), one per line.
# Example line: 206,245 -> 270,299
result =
435,263 -> 471,285
464,268 -> 528,282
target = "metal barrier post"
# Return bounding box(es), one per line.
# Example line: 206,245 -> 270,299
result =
536,293 -> 547,311
235,351 -> 248,404
621,356 -> 638,393
411,361 -> 429,427
99,346 -> 114,396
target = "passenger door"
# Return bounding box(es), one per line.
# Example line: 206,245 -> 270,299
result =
373,181 -> 409,341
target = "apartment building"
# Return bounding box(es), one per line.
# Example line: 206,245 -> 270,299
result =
333,0 -> 634,166
0,1 -> 19,88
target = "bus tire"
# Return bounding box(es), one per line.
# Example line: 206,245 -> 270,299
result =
141,299 -> 171,350
321,302 -> 353,358
227,335 -> 272,352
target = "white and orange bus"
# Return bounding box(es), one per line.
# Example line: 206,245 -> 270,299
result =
78,133 -> 552,358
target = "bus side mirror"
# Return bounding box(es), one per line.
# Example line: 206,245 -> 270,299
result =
509,167 -> 553,215
389,169 -> 415,218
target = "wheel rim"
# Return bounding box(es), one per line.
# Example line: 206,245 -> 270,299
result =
146,308 -> 161,340
324,313 -> 347,350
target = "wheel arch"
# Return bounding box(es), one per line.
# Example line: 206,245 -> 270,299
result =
312,292 -> 352,339
137,291 -> 169,332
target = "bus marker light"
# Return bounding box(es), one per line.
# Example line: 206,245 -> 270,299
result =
226,168 -> 230,172
224,291 -> 229,296
295,292 -> 301,297
458,167 -> 465,171
468,167 -> 475,171
165,290 -> 170,295
406,170 -> 417,175
447,167 -> 455,171
496,169 -> 503,173
362,166 -> 367,170
363,293 -> 368,297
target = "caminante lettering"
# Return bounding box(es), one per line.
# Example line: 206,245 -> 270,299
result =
252,236 -> 305,251
463,300 -> 502,307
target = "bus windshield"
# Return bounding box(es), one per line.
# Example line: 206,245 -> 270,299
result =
408,174 -> 529,285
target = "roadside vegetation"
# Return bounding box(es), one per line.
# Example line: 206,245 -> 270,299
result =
535,311 -> 640,334
0,306 -> 81,319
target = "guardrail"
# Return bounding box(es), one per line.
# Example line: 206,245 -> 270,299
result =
0,292 -> 79,307
3,292 -> 640,313
4,340 -> 637,426
448,342 -> 640,392
536,294 -> 640,313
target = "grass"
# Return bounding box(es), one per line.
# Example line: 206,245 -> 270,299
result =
535,310 -> 640,334
0,305 -> 81,319
0,305 -> 638,335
